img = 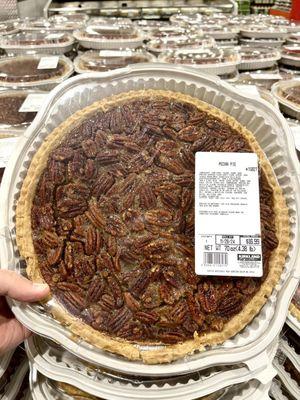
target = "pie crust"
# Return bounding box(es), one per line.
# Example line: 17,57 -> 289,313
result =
16,90 -> 290,364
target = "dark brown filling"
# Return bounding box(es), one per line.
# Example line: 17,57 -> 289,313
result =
283,358 -> 300,384
0,59 -> 65,83
0,348 -> 26,393
31,96 -> 278,345
0,95 -> 36,125
282,86 -> 300,106
83,32 -> 137,40
9,37 -> 68,46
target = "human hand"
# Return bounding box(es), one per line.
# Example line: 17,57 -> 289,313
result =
0,270 -> 49,355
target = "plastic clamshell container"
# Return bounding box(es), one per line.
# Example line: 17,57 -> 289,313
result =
286,33 -> 300,45
169,13 -> 203,27
74,49 -> 156,73
49,13 -> 89,24
88,17 -> 132,26
21,17 -> 84,33
239,38 -> 285,48
240,25 -> 287,39
0,54 -> 73,90
272,79 -> 300,120
238,46 -> 281,71
200,25 -> 239,40
281,45 -> 300,68
158,47 -> 241,75
25,334 -> 278,399
0,31 -> 75,55
0,64 -> 299,377
0,21 -> 19,35
73,25 -> 144,50
147,36 -> 215,55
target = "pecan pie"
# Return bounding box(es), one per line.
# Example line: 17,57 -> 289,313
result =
0,92 -> 37,125
0,57 -> 67,84
16,90 -> 289,363
281,86 -> 300,107
289,284 -> 300,321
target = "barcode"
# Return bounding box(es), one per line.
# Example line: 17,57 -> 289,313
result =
203,252 -> 228,265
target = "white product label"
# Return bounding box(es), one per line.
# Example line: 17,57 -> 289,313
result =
291,125 -> 300,151
99,50 -> 132,57
249,73 -> 282,80
45,33 -> 64,40
37,56 -> 59,69
19,94 -> 48,113
234,84 -> 260,98
195,152 -> 262,277
0,137 -> 19,168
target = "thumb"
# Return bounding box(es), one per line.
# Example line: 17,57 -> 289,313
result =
0,270 -> 49,302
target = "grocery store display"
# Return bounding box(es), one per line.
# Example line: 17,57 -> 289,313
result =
0,6 -> 298,400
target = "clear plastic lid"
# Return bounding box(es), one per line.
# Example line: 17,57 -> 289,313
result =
158,47 -> 238,66
287,33 -> 300,43
134,19 -> 170,29
0,54 -> 73,86
147,26 -> 188,39
49,13 -> 89,23
169,13 -> 203,26
74,24 -> 140,40
280,83 -> 300,106
88,17 -> 132,26
21,17 -> 84,32
74,49 -> 156,73
239,46 -> 280,61
200,24 -> 239,36
0,31 -> 74,50
241,24 -> 287,34
147,35 -> 214,53
0,20 -> 19,35
283,44 -> 300,57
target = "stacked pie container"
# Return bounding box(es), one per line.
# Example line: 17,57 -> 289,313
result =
0,62 -> 299,399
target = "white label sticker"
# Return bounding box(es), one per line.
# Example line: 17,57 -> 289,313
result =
195,152 -> 262,277
19,94 -> 48,113
249,73 -> 282,80
45,33 -> 64,40
234,84 -> 260,98
37,56 -> 59,69
291,125 -> 300,151
99,50 -> 132,57
0,137 -> 19,168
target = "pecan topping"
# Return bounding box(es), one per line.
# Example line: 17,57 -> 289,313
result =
31,95 -> 278,344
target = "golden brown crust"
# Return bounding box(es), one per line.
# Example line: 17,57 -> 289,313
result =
16,89 -> 290,364
289,303 -> 300,322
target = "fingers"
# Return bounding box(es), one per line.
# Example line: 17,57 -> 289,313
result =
0,318 -> 31,355
0,270 -> 49,302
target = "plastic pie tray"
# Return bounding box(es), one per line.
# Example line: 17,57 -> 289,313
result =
271,79 -> 300,120
0,349 -> 14,379
28,364 -> 274,400
25,335 -> 278,399
0,64 -> 299,376
1,358 -> 29,400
